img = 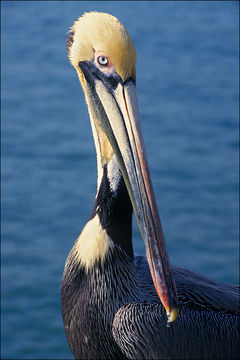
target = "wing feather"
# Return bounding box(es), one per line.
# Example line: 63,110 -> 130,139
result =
112,302 -> 239,359
112,257 -> 239,359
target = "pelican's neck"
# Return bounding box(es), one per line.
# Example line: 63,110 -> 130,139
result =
87,108 -> 133,258
90,157 -> 134,259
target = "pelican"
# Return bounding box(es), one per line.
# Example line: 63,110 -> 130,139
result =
61,12 -> 239,359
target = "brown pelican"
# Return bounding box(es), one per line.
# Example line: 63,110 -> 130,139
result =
61,12 -> 239,359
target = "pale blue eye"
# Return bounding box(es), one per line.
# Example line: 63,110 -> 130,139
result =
97,56 -> 108,66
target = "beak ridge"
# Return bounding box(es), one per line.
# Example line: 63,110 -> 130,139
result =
80,63 -> 178,321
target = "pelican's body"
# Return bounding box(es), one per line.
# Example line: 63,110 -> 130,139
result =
63,254 -> 239,359
62,12 -> 239,359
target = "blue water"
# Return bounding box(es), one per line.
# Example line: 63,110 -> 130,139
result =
1,1 -> 238,358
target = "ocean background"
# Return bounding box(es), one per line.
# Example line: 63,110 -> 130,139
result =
1,1 -> 239,358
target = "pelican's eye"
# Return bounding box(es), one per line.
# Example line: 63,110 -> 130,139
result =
97,55 -> 109,66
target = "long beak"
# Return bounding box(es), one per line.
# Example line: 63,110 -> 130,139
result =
79,62 -> 178,322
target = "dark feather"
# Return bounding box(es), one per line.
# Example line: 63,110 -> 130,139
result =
66,31 -> 74,53
112,257 -> 239,360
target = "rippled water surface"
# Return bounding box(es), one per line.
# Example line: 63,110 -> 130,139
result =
2,1 -> 238,358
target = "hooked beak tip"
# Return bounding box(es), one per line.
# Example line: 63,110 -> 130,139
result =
167,307 -> 178,323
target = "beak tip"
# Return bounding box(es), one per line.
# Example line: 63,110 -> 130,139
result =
167,307 -> 178,323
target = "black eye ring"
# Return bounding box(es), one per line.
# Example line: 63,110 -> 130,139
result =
97,56 -> 109,66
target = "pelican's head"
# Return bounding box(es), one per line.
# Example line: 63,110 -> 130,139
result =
68,12 -> 136,83
67,12 -> 178,322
